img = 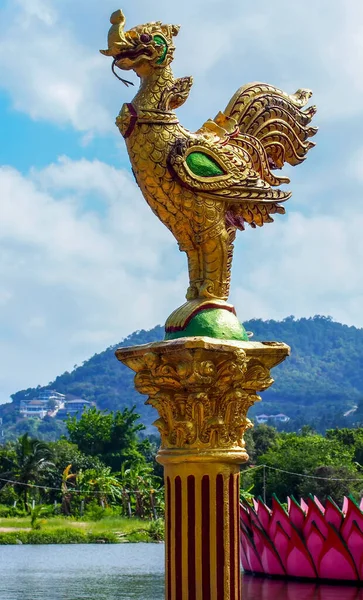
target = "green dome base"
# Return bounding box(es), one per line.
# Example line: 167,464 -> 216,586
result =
165,308 -> 249,341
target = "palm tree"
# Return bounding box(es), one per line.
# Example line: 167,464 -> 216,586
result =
1,434 -> 54,511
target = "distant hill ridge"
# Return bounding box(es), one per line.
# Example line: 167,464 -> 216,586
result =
6,316 -> 363,432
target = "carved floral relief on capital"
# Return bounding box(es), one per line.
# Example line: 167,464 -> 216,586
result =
129,348 -> 274,451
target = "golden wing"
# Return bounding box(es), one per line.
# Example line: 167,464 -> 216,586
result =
168,134 -> 289,228
168,135 -> 289,201
223,82 -> 317,173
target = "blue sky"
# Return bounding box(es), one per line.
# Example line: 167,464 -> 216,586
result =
1,0 -> 363,402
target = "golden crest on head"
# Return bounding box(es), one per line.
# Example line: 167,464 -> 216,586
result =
110,9 -> 125,25
100,9 -> 180,58
100,9 -> 127,57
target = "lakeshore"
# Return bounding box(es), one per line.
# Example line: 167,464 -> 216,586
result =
0,515 -> 163,544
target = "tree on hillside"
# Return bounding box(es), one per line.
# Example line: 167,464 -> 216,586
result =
0,434 -> 54,511
50,439 -> 106,474
250,425 -> 278,461
252,431 -> 360,503
326,427 -> 363,467
66,407 -> 146,471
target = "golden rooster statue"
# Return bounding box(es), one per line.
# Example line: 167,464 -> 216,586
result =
101,10 -> 317,341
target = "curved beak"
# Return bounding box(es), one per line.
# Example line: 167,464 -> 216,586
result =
100,9 -> 131,58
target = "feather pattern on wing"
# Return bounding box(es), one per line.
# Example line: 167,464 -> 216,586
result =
223,82 -> 317,170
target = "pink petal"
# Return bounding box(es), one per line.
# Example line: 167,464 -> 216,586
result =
341,497 -> 363,542
288,496 -> 306,532
254,525 -> 286,576
314,496 -> 325,514
240,504 -> 251,529
346,521 -> 363,576
301,498 -> 309,513
318,526 -> 358,580
305,522 -> 325,568
269,496 -> 292,539
285,528 -> 317,578
303,497 -> 328,539
256,498 -> 271,531
324,497 -> 343,530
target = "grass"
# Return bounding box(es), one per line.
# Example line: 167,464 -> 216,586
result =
0,515 -> 164,544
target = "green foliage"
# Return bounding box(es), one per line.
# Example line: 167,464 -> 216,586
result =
1,434 -> 55,511
50,439 -> 106,475
126,530 -> 151,543
250,427 -> 361,503
66,407 -> 145,471
0,504 -> 27,517
0,528 -> 118,545
239,484 -> 255,506
0,420 -> 163,520
326,427 -> 363,466
148,518 -> 164,541
30,505 -> 45,530
249,424 -> 278,461
84,500 -> 106,522
78,467 -> 122,506
119,462 -> 163,519
2,417 -> 67,443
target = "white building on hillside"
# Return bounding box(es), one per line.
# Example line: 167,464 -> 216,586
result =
255,413 -> 290,425
37,390 -> 66,406
19,390 -> 66,419
20,400 -> 48,419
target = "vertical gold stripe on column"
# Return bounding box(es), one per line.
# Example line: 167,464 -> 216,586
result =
195,473 -> 203,600
232,474 -> 239,600
209,471 -> 217,600
170,474 -> 176,600
182,474 -> 189,600
223,473 -> 230,600
235,473 -> 241,600
165,475 -> 170,600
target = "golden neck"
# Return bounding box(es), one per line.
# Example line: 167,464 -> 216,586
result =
132,65 -> 175,111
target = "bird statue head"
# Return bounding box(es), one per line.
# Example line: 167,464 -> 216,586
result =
100,10 -> 180,84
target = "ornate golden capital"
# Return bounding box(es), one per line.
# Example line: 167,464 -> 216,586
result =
116,338 -> 289,464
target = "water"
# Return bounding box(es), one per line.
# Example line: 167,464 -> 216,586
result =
0,544 -> 164,600
0,544 -> 362,600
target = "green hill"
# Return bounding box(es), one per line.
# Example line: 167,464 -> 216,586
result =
4,316 -> 363,435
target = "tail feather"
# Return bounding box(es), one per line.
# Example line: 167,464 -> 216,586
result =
223,82 -> 317,170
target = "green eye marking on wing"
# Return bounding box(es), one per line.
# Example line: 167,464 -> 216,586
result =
186,152 -> 225,177
153,35 -> 168,64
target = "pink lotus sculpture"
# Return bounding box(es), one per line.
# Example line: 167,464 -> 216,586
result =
240,495 -> 363,581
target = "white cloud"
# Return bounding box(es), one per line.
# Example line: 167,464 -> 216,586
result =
0,159 -> 187,401
0,2 -> 114,132
231,210 -> 363,327
2,0 -> 363,132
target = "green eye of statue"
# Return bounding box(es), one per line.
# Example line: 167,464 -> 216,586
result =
186,152 -> 225,177
153,35 -> 168,64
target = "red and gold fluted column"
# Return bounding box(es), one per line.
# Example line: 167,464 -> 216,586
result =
162,462 -> 241,600
116,337 -> 289,600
